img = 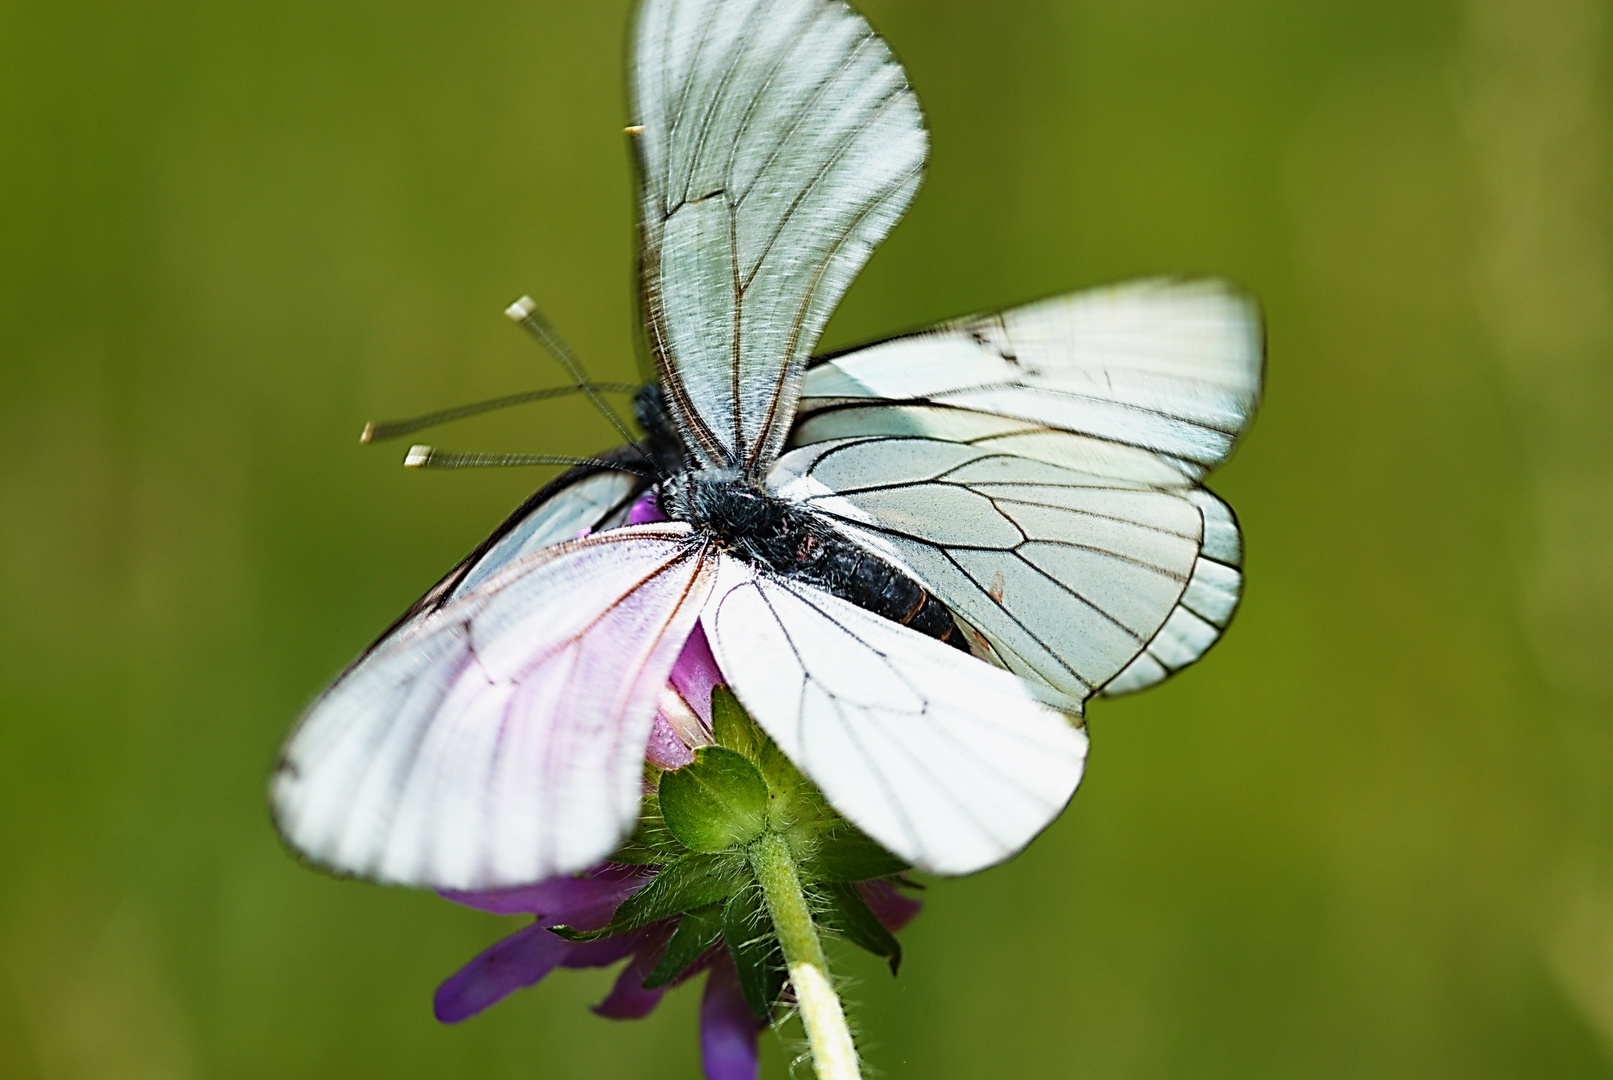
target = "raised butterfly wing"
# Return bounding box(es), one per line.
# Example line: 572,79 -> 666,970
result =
770,436 -> 1207,706
701,555 -> 1087,875
273,526 -> 714,891
798,278 -> 1263,480
631,0 -> 928,469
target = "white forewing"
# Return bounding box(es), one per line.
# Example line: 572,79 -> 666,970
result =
273,526 -> 713,891
771,436 -> 1207,706
702,555 -> 1088,875
798,279 -> 1262,480
632,0 -> 928,468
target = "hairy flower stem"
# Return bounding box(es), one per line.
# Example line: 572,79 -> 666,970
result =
748,831 -> 860,1080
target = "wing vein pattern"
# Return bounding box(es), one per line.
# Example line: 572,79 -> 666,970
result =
703,555 -> 1088,874
273,527 -> 713,891
778,279 -> 1261,704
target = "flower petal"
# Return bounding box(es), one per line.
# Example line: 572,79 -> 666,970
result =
591,933 -> 669,1020
559,929 -> 649,970
700,952 -> 766,1080
628,490 -> 668,525
646,710 -> 696,770
670,623 -> 724,727
441,863 -> 649,926
434,922 -> 571,1023
856,880 -> 923,933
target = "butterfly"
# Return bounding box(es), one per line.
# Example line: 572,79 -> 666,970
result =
272,0 -> 1262,891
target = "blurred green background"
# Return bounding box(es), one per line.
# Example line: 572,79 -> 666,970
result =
3,0 -> 1611,1077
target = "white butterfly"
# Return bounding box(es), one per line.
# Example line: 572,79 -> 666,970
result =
272,0 -> 1262,890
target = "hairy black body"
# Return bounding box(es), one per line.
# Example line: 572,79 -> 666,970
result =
634,386 -> 970,653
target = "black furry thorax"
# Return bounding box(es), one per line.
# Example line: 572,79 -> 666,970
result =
658,465 -> 970,652
632,383 -> 968,651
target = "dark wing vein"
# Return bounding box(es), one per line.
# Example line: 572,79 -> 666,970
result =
739,61 -> 898,291
674,0 -> 769,207
717,3 -> 825,190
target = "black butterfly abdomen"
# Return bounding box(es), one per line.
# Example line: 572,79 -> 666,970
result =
791,531 -> 966,648
663,467 -> 971,653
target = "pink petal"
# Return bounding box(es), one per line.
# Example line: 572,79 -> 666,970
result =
700,952 -> 766,1080
645,710 -> 696,770
592,930 -> 671,1020
628,489 -> 668,525
434,922 -> 571,1023
857,880 -> 923,933
441,863 -> 649,928
669,622 -> 725,727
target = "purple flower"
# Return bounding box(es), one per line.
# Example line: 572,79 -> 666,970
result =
435,487 -> 921,1080
433,863 -> 653,1024
437,858 -> 920,1080
627,488 -> 669,526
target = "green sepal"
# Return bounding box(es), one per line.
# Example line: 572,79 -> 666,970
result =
802,823 -> 910,883
759,739 -> 820,814
553,852 -> 747,942
610,791 -> 686,865
711,686 -> 761,759
816,881 -> 903,974
643,903 -> 724,989
722,887 -> 786,1021
659,746 -> 769,853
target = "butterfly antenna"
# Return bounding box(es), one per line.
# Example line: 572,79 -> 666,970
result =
402,445 -> 653,477
359,382 -> 638,444
504,297 -> 653,467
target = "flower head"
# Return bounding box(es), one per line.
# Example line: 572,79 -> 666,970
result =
433,610 -> 921,1080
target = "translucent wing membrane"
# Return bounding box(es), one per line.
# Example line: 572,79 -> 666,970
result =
771,437 -> 1206,706
273,527 -> 713,890
703,556 -> 1087,875
799,279 -> 1263,480
632,0 -> 928,469
776,279 -> 1261,703
1099,489 -> 1243,696
451,470 -> 645,599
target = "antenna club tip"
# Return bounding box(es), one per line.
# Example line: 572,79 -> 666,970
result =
404,445 -> 434,469
623,124 -> 645,136
360,422 -> 376,444
505,296 -> 537,322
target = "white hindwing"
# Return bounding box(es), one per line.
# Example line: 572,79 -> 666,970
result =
783,279 -> 1261,699
771,437 -> 1207,706
373,468 -> 648,633
273,526 -> 712,891
1100,487 -> 1242,695
449,470 -> 644,600
632,0 -> 928,469
702,555 -> 1088,875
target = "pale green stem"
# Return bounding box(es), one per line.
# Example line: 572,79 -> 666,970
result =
748,831 -> 861,1080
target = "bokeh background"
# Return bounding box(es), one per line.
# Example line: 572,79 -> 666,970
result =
4,0 -> 1612,1077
